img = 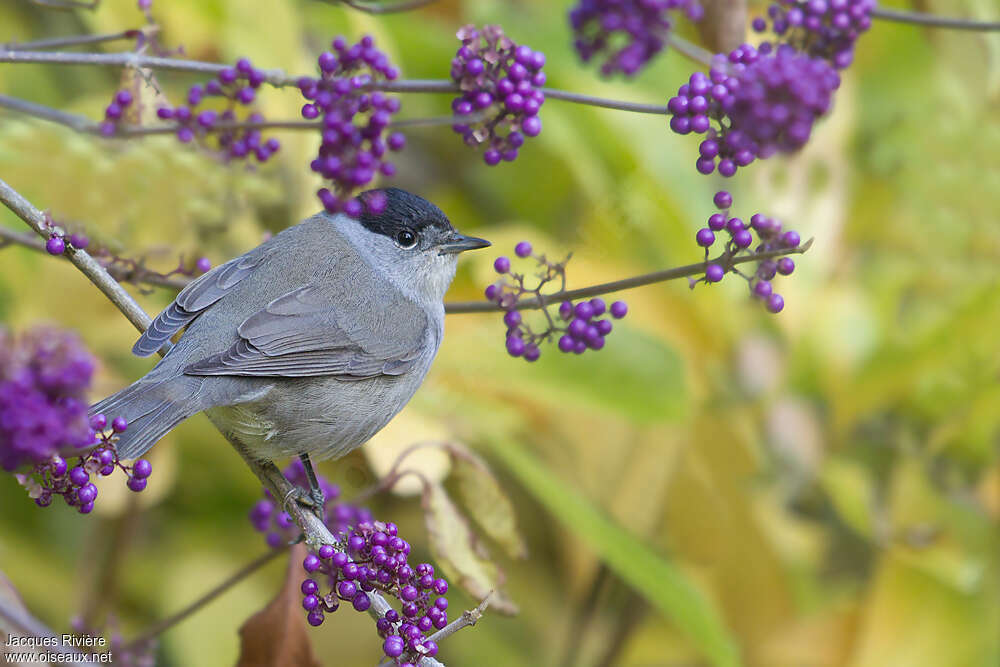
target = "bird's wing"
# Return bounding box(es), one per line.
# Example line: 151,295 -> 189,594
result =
182,283 -> 429,378
132,246 -> 270,357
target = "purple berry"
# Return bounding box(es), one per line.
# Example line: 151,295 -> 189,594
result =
515,241 -> 532,258
696,228 -> 715,247
713,191 -> 733,209
609,301 -> 628,319
46,236 -> 65,255
494,256 -> 511,274
132,459 -> 152,479
705,264 -> 725,282
777,257 -> 795,275
111,417 -> 128,433
766,293 -> 785,313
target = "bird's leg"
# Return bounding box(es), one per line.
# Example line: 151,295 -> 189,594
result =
299,453 -> 326,519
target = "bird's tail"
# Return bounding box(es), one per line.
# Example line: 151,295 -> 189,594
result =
89,376 -> 198,460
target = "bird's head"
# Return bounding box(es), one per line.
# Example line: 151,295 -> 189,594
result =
346,188 -> 491,301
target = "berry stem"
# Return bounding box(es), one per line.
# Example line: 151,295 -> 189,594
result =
121,547 -> 287,652
446,238 -> 813,313
3,28 -> 154,52
870,7 -> 1000,31
334,0 -> 439,13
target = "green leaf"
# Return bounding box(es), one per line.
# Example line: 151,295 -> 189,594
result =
515,325 -> 687,424
484,434 -> 740,667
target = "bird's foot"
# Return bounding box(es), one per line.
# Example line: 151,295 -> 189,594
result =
282,484 -> 325,521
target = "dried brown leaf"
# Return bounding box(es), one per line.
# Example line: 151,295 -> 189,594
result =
237,544 -> 321,667
445,443 -> 527,560
422,482 -> 518,615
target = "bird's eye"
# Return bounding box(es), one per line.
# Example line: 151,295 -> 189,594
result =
395,228 -> 418,249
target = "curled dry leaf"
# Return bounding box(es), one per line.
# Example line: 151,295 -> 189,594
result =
444,443 -> 528,560
237,544 -> 321,667
422,482 -> 519,615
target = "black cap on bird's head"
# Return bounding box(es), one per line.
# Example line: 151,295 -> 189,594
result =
355,188 -> 490,255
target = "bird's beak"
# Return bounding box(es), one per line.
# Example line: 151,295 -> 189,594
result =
438,233 -> 491,255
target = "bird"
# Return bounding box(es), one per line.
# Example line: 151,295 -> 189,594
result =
89,188 -> 489,506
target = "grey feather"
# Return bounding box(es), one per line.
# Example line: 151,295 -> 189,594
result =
183,284 -> 428,378
132,246 -> 270,357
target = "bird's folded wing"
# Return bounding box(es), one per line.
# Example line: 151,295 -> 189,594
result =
132,246 -> 270,357
182,284 -> 428,378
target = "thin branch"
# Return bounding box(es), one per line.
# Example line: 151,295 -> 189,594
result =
0,51 -> 679,115
425,594 -> 492,644
337,0 -> 438,13
4,29 -> 150,51
0,224 -> 47,252
0,92 -> 486,137
444,239 -> 814,313
122,548 -> 286,651
665,34 -> 716,68
542,88 -> 667,115
870,7 -> 1000,31
0,49 -> 298,86
29,0 -> 100,9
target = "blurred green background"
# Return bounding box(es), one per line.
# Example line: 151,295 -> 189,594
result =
1,0 -> 998,665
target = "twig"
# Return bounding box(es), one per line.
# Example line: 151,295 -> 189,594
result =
0,92 -> 487,136
29,0 -> 100,9
665,33 -> 717,67
374,594 -> 487,667
0,49 -> 298,86
425,594 -> 492,644
122,547 -> 286,651
542,89 -> 667,115
4,29 -> 150,51
444,239 -> 814,313
870,7 -> 1000,31
0,50 -> 683,115
337,0 -> 438,13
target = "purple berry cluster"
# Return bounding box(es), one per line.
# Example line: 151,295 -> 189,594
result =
249,459 -> 372,549
694,190 -> 800,313
249,463 -> 451,663
569,0 -> 704,77
668,43 -> 839,177
450,25 -> 545,166
17,415 -> 152,513
0,327 -> 95,471
298,36 -> 405,217
99,90 -> 135,137
156,58 -> 280,162
301,523 -> 449,664
752,0 -> 875,70
485,241 -> 628,361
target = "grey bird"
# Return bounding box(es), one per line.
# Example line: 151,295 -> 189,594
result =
90,188 -> 489,504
